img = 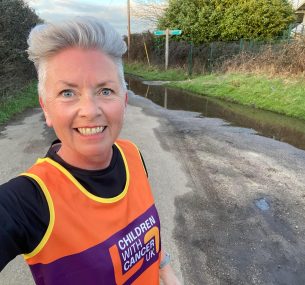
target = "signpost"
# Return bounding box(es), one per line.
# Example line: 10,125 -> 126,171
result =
154,29 -> 182,36
154,29 -> 182,70
154,30 -> 166,36
169,30 -> 182,36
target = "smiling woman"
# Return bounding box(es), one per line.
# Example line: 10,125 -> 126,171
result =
0,16 -> 180,285
40,47 -> 127,170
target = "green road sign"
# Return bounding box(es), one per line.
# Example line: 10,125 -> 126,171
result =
154,30 -> 166,36
170,30 -> 182,35
154,30 -> 182,36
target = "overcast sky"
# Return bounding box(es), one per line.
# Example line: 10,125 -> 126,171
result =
26,0 -> 300,35
26,0 -> 150,35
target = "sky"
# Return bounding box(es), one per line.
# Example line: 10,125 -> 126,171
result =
26,0 -> 300,35
26,0 -> 152,35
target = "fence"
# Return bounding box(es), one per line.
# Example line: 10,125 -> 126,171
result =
126,24 -> 305,76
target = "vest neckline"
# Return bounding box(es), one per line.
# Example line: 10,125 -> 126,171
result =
36,142 -> 130,204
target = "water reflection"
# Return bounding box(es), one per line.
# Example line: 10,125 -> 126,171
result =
126,74 -> 305,151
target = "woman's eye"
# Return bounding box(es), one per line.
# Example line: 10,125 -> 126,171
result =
60,90 -> 74,98
100,88 -> 112,96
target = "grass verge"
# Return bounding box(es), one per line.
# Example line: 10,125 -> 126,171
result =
0,81 -> 39,124
125,63 -> 305,121
169,73 -> 305,121
124,62 -> 189,81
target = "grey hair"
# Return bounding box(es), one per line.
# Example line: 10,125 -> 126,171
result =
27,17 -> 127,99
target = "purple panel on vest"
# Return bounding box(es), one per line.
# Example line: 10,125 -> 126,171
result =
30,205 -> 161,285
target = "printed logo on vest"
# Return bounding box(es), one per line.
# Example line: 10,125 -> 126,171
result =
109,214 -> 160,284
28,206 -> 160,285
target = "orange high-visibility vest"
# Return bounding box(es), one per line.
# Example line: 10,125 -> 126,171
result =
22,139 -> 161,285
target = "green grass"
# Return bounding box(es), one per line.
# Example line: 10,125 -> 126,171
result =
124,62 -> 189,81
0,81 -> 39,124
4,69 -> 305,126
124,63 -> 305,121
169,73 -> 305,121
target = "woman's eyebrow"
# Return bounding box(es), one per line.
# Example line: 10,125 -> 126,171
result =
57,80 -> 78,88
56,80 -> 116,88
96,80 -> 116,87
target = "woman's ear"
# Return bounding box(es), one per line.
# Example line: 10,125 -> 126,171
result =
39,97 -> 52,127
124,91 -> 128,107
123,91 -> 128,117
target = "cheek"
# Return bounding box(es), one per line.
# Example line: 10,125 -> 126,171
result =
105,103 -> 125,126
115,104 -> 126,121
44,105 -> 70,130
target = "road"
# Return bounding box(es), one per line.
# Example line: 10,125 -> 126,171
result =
1,91 -> 305,284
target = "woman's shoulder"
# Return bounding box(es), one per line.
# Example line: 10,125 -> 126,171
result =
115,139 -> 141,153
115,139 -> 148,177
0,175 -> 43,200
0,175 -> 50,260
0,175 -> 49,223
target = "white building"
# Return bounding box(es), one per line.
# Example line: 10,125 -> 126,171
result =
290,0 -> 305,36
292,0 -> 305,21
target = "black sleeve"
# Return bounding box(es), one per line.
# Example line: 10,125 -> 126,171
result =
0,176 -> 49,272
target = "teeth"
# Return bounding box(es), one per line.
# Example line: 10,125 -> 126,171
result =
78,126 -> 105,135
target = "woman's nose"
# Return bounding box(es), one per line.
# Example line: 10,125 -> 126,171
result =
78,94 -> 102,119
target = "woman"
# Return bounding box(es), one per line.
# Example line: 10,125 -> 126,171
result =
0,17 -> 180,284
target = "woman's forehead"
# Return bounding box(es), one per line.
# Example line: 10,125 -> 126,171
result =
45,47 -> 120,84
48,47 -> 116,66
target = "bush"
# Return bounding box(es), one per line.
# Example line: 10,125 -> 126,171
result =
157,0 -> 295,44
222,39 -> 305,76
0,0 -> 41,97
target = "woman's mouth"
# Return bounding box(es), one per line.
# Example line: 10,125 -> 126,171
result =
77,126 -> 106,136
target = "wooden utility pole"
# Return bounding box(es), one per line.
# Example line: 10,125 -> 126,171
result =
154,29 -> 182,70
127,0 -> 131,61
165,28 -> 169,70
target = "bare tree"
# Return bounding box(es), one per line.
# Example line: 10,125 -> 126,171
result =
131,0 -> 168,27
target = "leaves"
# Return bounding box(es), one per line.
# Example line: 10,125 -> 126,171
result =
157,0 -> 296,44
0,0 -> 41,96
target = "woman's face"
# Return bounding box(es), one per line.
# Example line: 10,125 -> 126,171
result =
41,47 -> 127,169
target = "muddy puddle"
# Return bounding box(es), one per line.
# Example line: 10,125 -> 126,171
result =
126,74 -> 305,151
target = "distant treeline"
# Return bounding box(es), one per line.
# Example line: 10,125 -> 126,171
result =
0,0 -> 41,98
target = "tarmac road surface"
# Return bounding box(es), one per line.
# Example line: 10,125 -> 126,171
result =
1,91 -> 305,285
